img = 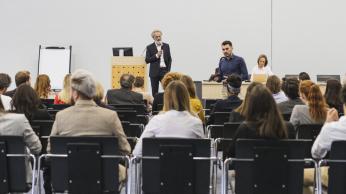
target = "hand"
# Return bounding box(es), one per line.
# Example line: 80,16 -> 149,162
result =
156,50 -> 162,58
325,108 -> 339,123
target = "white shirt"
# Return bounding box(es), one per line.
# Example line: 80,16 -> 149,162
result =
133,110 -> 204,156
250,65 -> 273,81
273,91 -> 288,104
156,43 -> 166,68
1,94 -> 12,111
311,116 -> 346,159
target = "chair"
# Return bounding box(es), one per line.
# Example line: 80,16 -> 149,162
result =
204,99 -> 219,110
316,75 -> 341,82
0,136 -> 36,194
212,112 -> 231,125
127,137 -> 138,151
40,98 -> 54,107
30,120 -> 54,154
116,110 -> 138,123
223,122 -> 241,138
207,124 -> 224,138
223,139 -> 315,194
38,136 -> 129,194
285,122 -> 296,139
49,104 -> 71,110
296,124 -> 323,141
282,113 -> 291,121
135,138 -> 217,194
121,121 -> 144,138
109,104 -> 147,115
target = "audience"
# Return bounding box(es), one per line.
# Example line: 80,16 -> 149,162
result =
227,84 -> 288,157
152,72 -> 182,112
11,84 -> 51,121
0,73 -> 12,110
133,76 -> 154,110
228,82 -> 262,122
290,80 -> 328,128
250,54 -> 273,81
0,97 -> 42,183
180,75 -> 205,123
266,75 -> 288,103
93,81 -> 115,110
278,77 -> 304,114
106,74 -> 143,105
298,72 -> 311,81
324,79 -> 343,114
35,74 -> 54,99
54,73 -> 71,104
133,80 -> 204,156
4,70 -> 31,98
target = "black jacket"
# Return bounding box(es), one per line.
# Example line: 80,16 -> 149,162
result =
145,42 -> 172,77
106,88 -> 143,105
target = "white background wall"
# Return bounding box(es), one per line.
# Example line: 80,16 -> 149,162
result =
0,0 -> 345,91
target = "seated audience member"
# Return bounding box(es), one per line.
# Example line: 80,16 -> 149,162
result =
298,72 -> 311,81
152,72 -> 183,112
35,74 -> 54,99
208,67 -> 222,82
54,74 -> 71,104
0,97 -> 42,184
290,80 -> 328,128
133,76 -> 154,110
228,82 -> 262,122
324,79 -> 343,114
266,75 -> 288,103
93,82 -> 115,111
250,54 -> 273,81
11,84 -> 51,121
208,74 -> 242,125
106,74 -> 143,105
0,73 -> 12,111
180,75 -> 205,123
4,70 -> 31,98
133,80 -> 204,156
227,84 -> 288,157
278,77 -> 304,114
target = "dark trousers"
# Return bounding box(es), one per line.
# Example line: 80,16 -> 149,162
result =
150,75 -> 165,96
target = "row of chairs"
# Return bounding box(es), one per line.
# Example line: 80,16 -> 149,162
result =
2,136 -> 346,194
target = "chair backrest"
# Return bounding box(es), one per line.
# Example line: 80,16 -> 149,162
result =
223,122 -> 241,138
49,136 -> 120,193
204,99 -> 219,110
49,104 -> 71,110
208,125 -> 224,138
116,110 -> 138,123
213,112 -> 231,125
327,141 -> 346,194
121,121 -> 143,137
233,139 -> 311,194
282,113 -> 291,121
285,122 -> 296,139
142,138 -> 211,194
296,124 -> 323,141
0,136 -> 30,193
40,98 -> 54,107
215,138 -> 233,160
30,120 -> 54,154
109,104 -> 147,115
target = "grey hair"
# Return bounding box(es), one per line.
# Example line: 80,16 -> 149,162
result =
71,69 -> 96,99
151,29 -> 162,38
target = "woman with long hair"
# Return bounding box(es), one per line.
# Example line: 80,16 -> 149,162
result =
54,74 -> 71,104
133,80 -> 204,156
324,79 -> 343,114
34,74 -> 53,99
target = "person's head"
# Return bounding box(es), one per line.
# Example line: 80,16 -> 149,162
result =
15,70 -> 31,87
257,54 -> 268,68
226,74 -> 241,96
70,69 -> 96,102
282,78 -> 300,100
0,73 -> 12,94
161,72 -> 183,90
34,74 -> 51,98
93,82 -> 104,105
299,80 -> 315,102
151,29 -> 162,43
180,75 -> 196,98
235,82 -> 262,115
221,40 -> 233,58
133,76 -> 145,89
298,72 -> 310,81
342,85 -> 346,113
243,84 -> 288,138
266,75 -> 282,94
307,84 -> 328,122
163,80 -> 192,114
324,79 -> 342,109
11,84 -> 40,120
120,74 -> 135,90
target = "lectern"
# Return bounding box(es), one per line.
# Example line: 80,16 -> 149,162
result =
111,56 -> 147,91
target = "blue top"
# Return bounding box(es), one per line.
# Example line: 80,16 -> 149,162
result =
218,55 -> 249,80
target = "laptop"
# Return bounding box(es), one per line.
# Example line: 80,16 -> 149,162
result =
252,74 -> 267,83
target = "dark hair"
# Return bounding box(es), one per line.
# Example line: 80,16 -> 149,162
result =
0,73 -> 12,90
133,76 -> 144,88
11,84 -> 40,120
243,85 -> 288,138
342,85 -> 346,105
221,40 -> 232,47
324,79 -> 342,110
226,74 -> 241,95
15,71 -> 30,87
266,75 -> 281,94
282,78 -> 300,100
257,54 -> 268,67
120,74 -> 135,89
299,72 -> 310,81
0,97 -> 4,112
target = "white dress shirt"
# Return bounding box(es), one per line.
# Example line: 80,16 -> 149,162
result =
250,65 -> 273,81
311,116 -> 346,159
272,91 -> 288,104
133,110 -> 204,156
1,94 -> 12,111
156,43 -> 166,68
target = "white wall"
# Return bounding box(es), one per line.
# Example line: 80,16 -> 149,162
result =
0,0 -> 345,91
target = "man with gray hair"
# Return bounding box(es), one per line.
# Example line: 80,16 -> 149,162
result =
145,29 -> 172,95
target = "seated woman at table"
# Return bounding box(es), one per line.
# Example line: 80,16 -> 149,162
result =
250,54 -> 273,82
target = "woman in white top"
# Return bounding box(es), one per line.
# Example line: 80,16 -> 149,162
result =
133,80 -> 204,156
250,54 -> 273,81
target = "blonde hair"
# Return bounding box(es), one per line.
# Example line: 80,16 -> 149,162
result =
94,82 -> 104,104
58,74 -> 72,104
161,72 -> 183,90
151,29 -> 162,38
163,80 -> 193,115
180,75 -> 196,98
34,74 -> 51,98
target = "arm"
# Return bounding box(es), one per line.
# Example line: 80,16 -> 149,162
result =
112,112 -> 131,155
166,44 -> 172,71
240,58 -> 249,80
23,117 -> 42,155
289,106 -> 301,129
46,115 -> 60,153
311,125 -> 330,159
132,118 -> 158,156
145,45 -> 159,64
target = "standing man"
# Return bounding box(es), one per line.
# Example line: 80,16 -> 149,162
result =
218,41 -> 249,81
145,29 -> 172,95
